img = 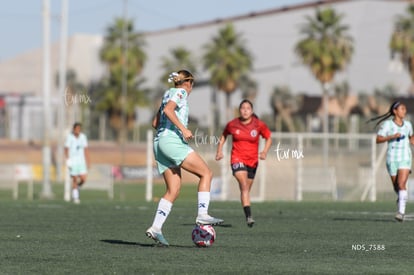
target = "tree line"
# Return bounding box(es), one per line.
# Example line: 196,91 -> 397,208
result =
66,4 -> 414,141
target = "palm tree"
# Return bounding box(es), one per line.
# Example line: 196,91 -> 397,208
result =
372,84 -> 398,115
271,85 -> 301,132
390,4 -> 414,93
239,75 -> 258,104
99,18 -> 147,142
203,23 -> 253,126
295,7 -> 353,134
159,47 -> 197,87
333,81 -> 357,132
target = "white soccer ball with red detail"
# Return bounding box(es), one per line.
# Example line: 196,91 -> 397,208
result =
191,224 -> 216,247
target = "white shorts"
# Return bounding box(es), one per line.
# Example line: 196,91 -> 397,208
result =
386,160 -> 412,176
68,160 -> 87,176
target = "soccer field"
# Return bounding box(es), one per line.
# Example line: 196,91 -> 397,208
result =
1,184 -> 414,274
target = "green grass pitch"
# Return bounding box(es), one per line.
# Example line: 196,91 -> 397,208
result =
1,183 -> 414,274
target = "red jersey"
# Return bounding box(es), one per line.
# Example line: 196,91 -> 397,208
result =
222,116 -> 271,168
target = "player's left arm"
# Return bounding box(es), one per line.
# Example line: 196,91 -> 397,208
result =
259,137 -> 272,160
84,136 -> 91,169
408,122 -> 414,145
215,135 -> 227,161
84,147 -> 91,169
259,122 -> 272,160
410,136 -> 414,145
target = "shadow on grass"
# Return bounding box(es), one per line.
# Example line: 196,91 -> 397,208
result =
333,217 -> 397,223
100,239 -> 194,248
181,223 -> 233,228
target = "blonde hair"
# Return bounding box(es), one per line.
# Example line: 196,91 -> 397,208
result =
168,70 -> 194,87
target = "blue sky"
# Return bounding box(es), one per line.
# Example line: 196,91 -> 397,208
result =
0,0 -> 307,60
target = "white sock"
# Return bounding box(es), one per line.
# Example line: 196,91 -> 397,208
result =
398,190 -> 408,214
72,188 -> 79,200
197,192 -> 210,216
152,198 -> 172,232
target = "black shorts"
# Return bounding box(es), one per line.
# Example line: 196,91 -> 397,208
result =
231,162 -> 257,179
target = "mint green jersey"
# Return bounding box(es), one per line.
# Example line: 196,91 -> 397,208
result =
64,132 -> 88,165
155,88 -> 189,141
377,119 -> 413,162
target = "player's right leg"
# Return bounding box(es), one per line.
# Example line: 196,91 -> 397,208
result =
388,162 -> 400,208
145,227 -> 169,246
146,167 -> 180,246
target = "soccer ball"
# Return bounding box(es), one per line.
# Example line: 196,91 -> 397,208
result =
191,224 -> 216,247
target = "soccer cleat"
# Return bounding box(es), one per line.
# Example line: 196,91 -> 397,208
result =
196,214 -> 224,226
73,198 -> 81,204
246,217 -> 255,228
145,227 -> 169,246
395,212 -> 404,222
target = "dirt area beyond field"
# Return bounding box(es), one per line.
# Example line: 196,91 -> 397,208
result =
0,139 -> 148,166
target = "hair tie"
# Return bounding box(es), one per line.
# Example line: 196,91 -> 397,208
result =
168,72 -> 179,83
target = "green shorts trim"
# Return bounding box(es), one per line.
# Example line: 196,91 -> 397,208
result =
153,135 -> 193,174
386,160 -> 412,176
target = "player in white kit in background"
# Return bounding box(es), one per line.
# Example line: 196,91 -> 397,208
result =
369,101 -> 414,222
65,122 -> 90,204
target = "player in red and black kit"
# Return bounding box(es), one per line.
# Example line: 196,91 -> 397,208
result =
216,99 -> 272,227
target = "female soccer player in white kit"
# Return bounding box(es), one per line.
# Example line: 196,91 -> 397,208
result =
145,70 -> 223,246
64,122 -> 90,204
370,101 -> 414,222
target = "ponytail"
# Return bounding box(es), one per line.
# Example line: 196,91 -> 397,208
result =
367,101 -> 401,128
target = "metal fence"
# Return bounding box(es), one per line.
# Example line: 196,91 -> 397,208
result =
146,131 -> 396,202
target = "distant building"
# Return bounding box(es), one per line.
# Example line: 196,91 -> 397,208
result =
0,34 -> 104,96
0,0 -> 412,140
140,0 -> 412,127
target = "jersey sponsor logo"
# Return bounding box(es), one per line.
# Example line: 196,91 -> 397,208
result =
396,135 -> 405,142
235,129 -> 240,135
177,90 -> 186,99
250,130 -> 258,137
